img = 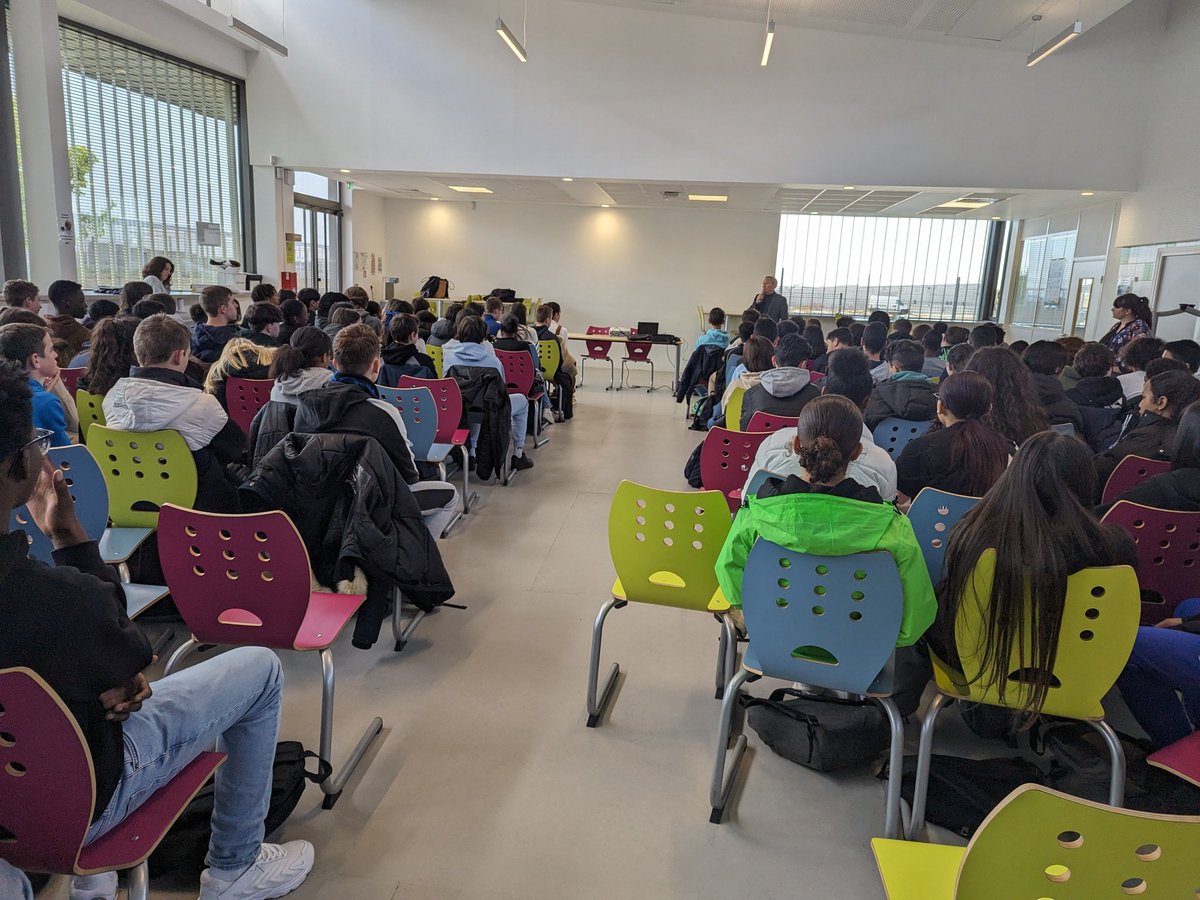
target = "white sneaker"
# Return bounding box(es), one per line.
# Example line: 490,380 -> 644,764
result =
198,841 -> 314,900
70,871 -> 118,900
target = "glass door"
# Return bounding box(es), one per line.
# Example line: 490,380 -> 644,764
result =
293,204 -> 342,293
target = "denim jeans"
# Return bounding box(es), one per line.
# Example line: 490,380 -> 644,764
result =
1117,598 -> 1200,748
0,861 -> 32,899
84,647 -> 283,876
468,393 -> 529,452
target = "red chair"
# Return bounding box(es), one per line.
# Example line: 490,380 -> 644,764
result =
225,377 -> 275,435
808,371 -> 826,384
0,667 -> 224,899
746,412 -> 798,433
1101,501 -> 1200,625
157,505 -> 382,809
496,348 -> 549,448
699,426 -> 772,513
581,325 -> 615,390
620,339 -> 657,392
1101,455 -> 1171,505
58,366 -> 85,396
398,375 -> 476,521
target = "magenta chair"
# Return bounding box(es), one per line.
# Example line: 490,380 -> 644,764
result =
157,504 -> 382,810
58,366 -> 85,396
620,340 -> 657,392
397,375 -> 476,521
0,667 -> 225,899
581,326 -> 615,390
225,377 -> 275,436
1101,500 -> 1200,625
496,348 -> 549,449
699,426 -> 772,513
745,412 -> 798,433
1101,455 -> 1171,506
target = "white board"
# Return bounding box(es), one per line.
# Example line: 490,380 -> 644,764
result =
1153,250 -> 1200,343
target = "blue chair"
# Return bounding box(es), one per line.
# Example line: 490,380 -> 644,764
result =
376,386 -> 437,458
9,445 -> 168,619
872,417 -> 934,458
1051,422 -> 1076,436
906,488 -> 980,585
710,541 -> 907,839
742,468 -> 788,499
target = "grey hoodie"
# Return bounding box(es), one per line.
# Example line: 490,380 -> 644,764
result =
740,366 -> 821,429
270,366 -> 334,406
427,319 -> 456,347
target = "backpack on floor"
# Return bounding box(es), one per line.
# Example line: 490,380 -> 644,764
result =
684,441 -> 704,488
147,741 -> 330,877
743,687 -> 890,773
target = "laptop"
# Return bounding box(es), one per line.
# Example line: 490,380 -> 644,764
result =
635,321 -> 659,338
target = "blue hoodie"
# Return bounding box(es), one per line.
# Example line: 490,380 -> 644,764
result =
191,323 -> 237,363
696,328 -> 731,350
443,341 -> 503,378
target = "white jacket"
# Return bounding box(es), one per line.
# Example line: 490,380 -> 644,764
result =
743,423 -> 898,501
103,377 -> 228,451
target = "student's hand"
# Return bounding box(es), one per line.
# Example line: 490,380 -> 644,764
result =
1155,617 -> 1183,629
41,373 -> 61,392
754,293 -> 764,303
100,670 -> 153,721
25,457 -> 88,549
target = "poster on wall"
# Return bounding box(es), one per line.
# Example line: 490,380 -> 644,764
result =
1045,257 -> 1066,308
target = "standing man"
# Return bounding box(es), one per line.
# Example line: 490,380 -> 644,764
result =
750,275 -> 788,322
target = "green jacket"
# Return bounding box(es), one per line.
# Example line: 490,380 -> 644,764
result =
715,489 -> 936,647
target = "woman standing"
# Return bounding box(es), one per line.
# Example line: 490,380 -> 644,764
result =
1100,294 -> 1154,361
141,256 -> 174,294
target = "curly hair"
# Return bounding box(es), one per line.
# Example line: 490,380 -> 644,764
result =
83,316 -> 140,396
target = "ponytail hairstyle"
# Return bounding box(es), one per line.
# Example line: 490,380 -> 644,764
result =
1111,293 -> 1154,329
963,346 -> 1051,445
269,326 -> 331,380
792,394 -> 863,484
938,371 -> 1012,495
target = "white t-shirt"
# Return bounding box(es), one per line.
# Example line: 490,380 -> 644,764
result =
743,423 -> 898,501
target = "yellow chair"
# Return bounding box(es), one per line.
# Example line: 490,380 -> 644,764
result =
537,339 -> 561,381
75,389 -> 106,443
87,427 -> 198,530
586,480 -> 736,727
911,551 -> 1139,831
724,387 -> 745,432
872,784 -> 1200,899
426,344 -> 444,378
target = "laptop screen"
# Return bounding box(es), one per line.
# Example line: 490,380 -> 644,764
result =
635,321 -> 659,337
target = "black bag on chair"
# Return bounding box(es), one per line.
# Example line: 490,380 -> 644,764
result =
743,688 -> 889,772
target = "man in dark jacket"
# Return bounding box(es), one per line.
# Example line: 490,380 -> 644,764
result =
740,333 -> 821,428
864,339 -> 937,430
749,275 -> 789,322
191,284 -> 240,363
1066,342 -> 1124,451
1023,340 -> 1084,434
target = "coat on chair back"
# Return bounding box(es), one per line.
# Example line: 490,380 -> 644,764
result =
448,365 -> 511,481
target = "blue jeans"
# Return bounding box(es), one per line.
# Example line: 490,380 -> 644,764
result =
0,861 -> 32,899
1117,598 -> 1200,748
85,647 -> 283,875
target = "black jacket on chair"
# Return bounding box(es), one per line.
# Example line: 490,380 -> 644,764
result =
449,365 -> 511,481
675,344 -> 724,404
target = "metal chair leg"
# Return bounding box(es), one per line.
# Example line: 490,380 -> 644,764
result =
460,446 -> 477,513
163,637 -> 202,676
391,588 -> 427,653
126,861 -> 149,900
318,647 -> 383,810
909,692 -> 949,840
878,697 -> 906,840
645,359 -> 663,393
586,596 -> 626,727
1089,718 -> 1127,808
606,359 -> 614,390
710,668 -> 753,823
715,614 -> 737,699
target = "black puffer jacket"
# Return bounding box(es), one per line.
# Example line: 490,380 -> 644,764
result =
1030,372 -> 1083,434
241,432 -> 455,648
1097,466 -> 1200,516
864,375 -> 938,430
1094,413 -> 1178,494
248,400 -> 296,470
676,344 -> 724,403
1067,375 -> 1123,409
449,365 -> 511,481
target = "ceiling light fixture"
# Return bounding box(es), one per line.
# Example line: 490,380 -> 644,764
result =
938,200 -> 993,210
601,204 -> 610,208
1081,191 -> 1095,196
496,7 -> 528,63
1027,15 -> 1083,68
339,169 -> 351,174
760,0 -> 775,68
431,197 -> 440,201
844,186 -> 856,190
689,194 -> 728,202
562,177 -> 573,182
448,185 -> 493,194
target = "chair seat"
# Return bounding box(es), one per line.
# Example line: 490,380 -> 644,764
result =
425,442 -> 453,465
870,837 -> 962,900
611,577 -> 730,612
293,591 -> 368,651
76,750 -> 225,875
125,583 -> 170,620
450,428 -> 470,446
1148,730 -> 1200,788
99,527 -> 155,564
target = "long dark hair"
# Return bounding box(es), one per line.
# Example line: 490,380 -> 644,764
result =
1173,400 -> 1200,470
938,371 -> 1011,495
141,256 -> 173,289
792,395 -> 863,483
963,347 -> 1051,445
740,336 -> 775,373
941,432 -> 1128,718
82,316 -> 139,396
802,325 -> 824,360
269,326 -> 331,379
119,280 -> 153,313
1107,293 -> 1154,332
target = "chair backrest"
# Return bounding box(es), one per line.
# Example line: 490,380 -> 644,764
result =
906,487 -> 981,585
74,389 -> 106,443
425,343 -> 444,377
87,427 -> 198,528
723,354 -> 742,392
1052,422 -> 1076,436
940,549 -> 1139,720
157,504 -> 318,649
0,667 -> 96,874
607,480 -> 732,611
807,370 -> 826,384
741,540 -> 903,694
746,412 -> 797,433
724,388 -> 746,432
699,426 -> 771,512
584,326 -> 613,359
1101,501 -> 1200,623
10,446 -> 110,564
58,367 -> 85,396
743,469 -> 787,498
624,340 -> 653,362
1101,455 -> 1171,505
375,386 -> 437,457
872,417 -> 934,458
537,339 -> 561,380
496,348 -> 535,394
225,377 -> 275,435
586,325 -> 610,335
953,784 -> 1200,898
396,375 -> 463,443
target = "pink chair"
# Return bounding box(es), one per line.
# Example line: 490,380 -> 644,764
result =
0,667 -> 224,899
225,377 -> 275,435
496,348 -> 549,448
1101,455 -> 1171,505
157,504 -> 382,810
746,412 -> 798,433
58,367 -> 85,396
398,375 -> 476,520
620,340 -> 657,392
699,426 -> 772,513
1101,500 -> 1200,625
581,326 -> 615,390
808,371 -> 826,384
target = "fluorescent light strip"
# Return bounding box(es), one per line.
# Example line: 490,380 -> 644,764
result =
760,20 -> 775,67
496,18 -> 528,63
448,186 -> 493,194
1027,19 -> 1082,67
938,200 -> 992,210
689,194 -> 728,202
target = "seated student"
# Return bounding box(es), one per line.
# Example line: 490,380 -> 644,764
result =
867,309 -> 891,330
533,305 -> 576,421
752,316 -> 778,346
205,337 -> 277,412
268,326 -> 334,405
887,318 -> 913,343
277,288 -> 296,304
911,323 -> 931,342
1008,340 -> 1030,356
507,302 -> 540,347
726,319 -> 754,357
43,279 -> 90,361
1117,336 -> 1166,401
777,319 -> 800,340
740,333 -> 821,429
835,315 -> 856,329
894,371 -> 1012,500
322,304 -> 360,342
79,316 -> 140,397
848,321 -> 865,347
1056,335 -> 1086,390
495,314 -> 555,426
944,341 -> 974,375
811,326 -> 852,374
146,292 -> 177,314
444,316 -> 533,472
863,339 -> 937,430
118,280 -> 153,314
1022,340 -> 1084,434
1066,342 -> 1124,451
426,302 -> 463,347
801,323 -> 824,362
716,395 -> 935,641
696,307 -> 730,350
344,285 -> 382,334
483,296 -> 505,337
191,284 -> 240,364
82,298 -> 120,330
1099,400 -> 1199,513
236,301 -> 283,348
543,300 -> 568,340
298,287 -> 321,320
1118,597 -> 1200,748
417,309 -> 438,342
379,313 -> 438,385
0,362 -> 314,900
131,298 -> 167,320
920,329 -> 947,379
250,282 -> 278,306
1164,339 -> 1200,378
860,321 -> 888,383
277,298 -> 309,346
968,323 -> 1000,349
941,325 -> 969,359
743,347 -> 897,501
722,335 -> 773,412
1094,370 -> 1200,490
0,322 -> 71,447
964,346 -> 1050,445
313,290 -> 347,329
104,315 -> 246,513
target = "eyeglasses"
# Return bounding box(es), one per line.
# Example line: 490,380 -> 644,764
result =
20,428 -> 54,458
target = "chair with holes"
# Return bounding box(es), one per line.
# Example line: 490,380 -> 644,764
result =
75,389 -> 106,443
910,550 -> 1140,835
425,343 -> 444,378
699,426 -> 772,513
724,387 -> 746,432
808,371 -> 826,385
580,326 -> 615,390
710,542 -> 908,837
586,481 -> 738,728
873,417 -> 934,459
8,446 -> 169,619
1101,501 -> 1200,625
0,667 -> 225,900
619,340 -> 656,392
1101,455 -> 1172,506
397,375 -> 475,522
872,783 -> 1200,899
742,469 -> 789,499
746,411 -> 798,433
906,488 -> 981,585
537,338 -> 566,417
496,348 -> 549,449
157,504 -> 382,810
58,367 -> 85,396
224,377 -> 275,436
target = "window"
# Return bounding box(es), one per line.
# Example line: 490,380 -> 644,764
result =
775,214 -> 993,321
59,21 -> 246,289
1010,230 -> 1076,327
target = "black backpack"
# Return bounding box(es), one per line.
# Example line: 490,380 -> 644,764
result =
489,288 -> 517,301
147,741 -> 330,877
743,688 -> 890,772
420,276 -> 450,299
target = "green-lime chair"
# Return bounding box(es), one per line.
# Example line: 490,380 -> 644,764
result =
538,339 -> 561,381
75,389 -> 106,443
586,480 -> 737,727
724,387 -> 746,432
911,551 -> 1140,834
872,784 -> 1200,899
426,343 -> 444,378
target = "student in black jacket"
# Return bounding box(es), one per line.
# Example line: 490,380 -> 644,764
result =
863,339 -> 938,430
1100,400 -> 1200,514
1095,371 -> 1200,492
1066,343 -> 1124,451
1022,340 -> 1083,434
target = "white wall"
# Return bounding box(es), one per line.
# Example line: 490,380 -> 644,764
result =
382,199 -> 779,340
344,189 -> 387,300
